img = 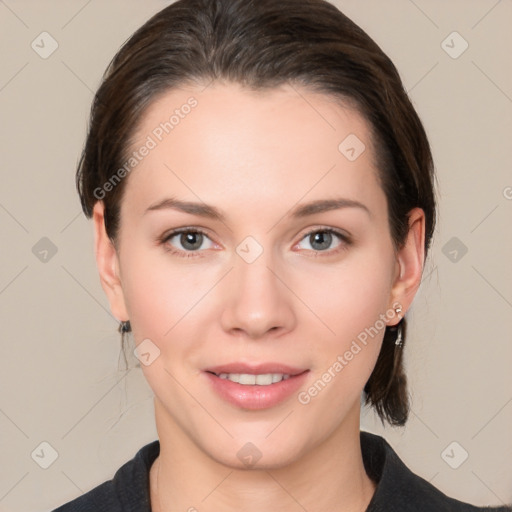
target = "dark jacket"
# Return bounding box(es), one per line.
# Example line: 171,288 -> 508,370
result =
52,431 -> 511,511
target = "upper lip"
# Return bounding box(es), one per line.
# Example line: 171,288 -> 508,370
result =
204,362 -> 308,376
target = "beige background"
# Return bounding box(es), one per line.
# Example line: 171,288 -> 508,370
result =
0,0 -> 511,510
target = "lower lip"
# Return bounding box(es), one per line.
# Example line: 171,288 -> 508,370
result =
204,371 -> 309,410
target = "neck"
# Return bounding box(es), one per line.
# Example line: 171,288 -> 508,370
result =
150,399 -> 376,512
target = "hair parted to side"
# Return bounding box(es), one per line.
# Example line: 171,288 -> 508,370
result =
77,0 -> 436,427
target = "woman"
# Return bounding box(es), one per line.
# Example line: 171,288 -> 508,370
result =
53,0 -> 511,510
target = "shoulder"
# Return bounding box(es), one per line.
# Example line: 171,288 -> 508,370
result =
361,431 -> 511,512
51,440 -> 160,512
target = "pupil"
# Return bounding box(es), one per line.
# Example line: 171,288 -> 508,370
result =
181,232 -> 203,250
311,231 -> 331,251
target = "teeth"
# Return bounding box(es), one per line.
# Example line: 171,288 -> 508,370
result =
217,373 -> 290,385
239,373 -> 256,385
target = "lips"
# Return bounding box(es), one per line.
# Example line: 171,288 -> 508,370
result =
203,362 -> 310,410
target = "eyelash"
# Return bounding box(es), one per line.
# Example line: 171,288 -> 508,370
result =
159,227 -> 352,259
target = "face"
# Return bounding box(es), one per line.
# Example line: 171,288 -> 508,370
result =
94,82 -> 424,469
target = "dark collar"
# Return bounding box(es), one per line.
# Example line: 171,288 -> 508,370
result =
360,431 -> 501,511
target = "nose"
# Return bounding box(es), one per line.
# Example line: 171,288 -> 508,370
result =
220,251 -> 297,340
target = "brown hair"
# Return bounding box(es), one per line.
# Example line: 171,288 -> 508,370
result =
77,0 -> 436,427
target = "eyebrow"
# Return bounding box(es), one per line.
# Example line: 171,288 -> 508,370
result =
144,197 -> 226,221
291,198 -> 370,218
144,196 -> 370,221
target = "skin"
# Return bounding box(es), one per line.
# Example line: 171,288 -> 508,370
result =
93,82 -> 425,512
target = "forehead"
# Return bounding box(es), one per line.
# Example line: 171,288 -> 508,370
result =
123,82 -> 384,221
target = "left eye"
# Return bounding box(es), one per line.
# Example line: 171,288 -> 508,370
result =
165,230 -> 215,252
296,229 -> 345,252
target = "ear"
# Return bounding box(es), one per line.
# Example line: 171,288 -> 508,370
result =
92,202 -> 129,322
388,207 -> 426,325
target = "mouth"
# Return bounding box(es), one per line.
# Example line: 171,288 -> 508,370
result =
205,371 -> 293,386
203,363 -> 310,410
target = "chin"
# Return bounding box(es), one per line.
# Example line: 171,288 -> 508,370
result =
200,431 -> 311,471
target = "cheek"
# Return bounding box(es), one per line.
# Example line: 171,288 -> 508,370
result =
292,250 -> 395,346
292,285 -> 390,432
118,248 -> 228,396
290,249 -> 395,400
119,246 -> 217,338
118,253 -> 214,395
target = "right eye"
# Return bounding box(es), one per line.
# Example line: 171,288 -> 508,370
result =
161,228 -> 216,257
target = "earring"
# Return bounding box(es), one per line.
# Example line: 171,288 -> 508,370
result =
394,304 -> 403,319
119,320 -> 131,333
394,321 -> 403,347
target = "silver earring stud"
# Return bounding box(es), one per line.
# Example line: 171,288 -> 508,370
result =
395,322 -> 403,347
